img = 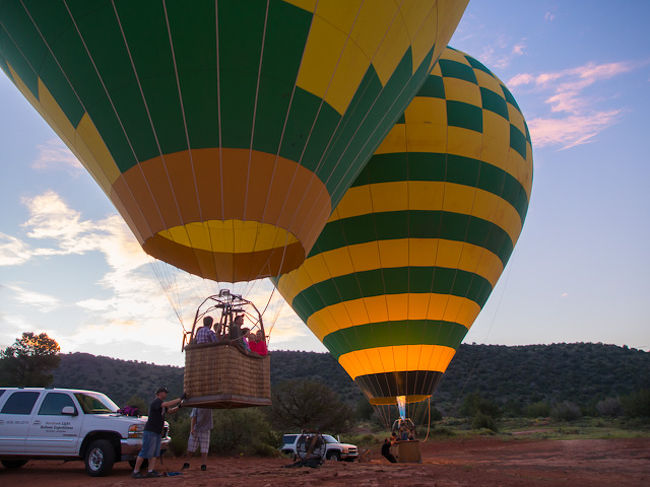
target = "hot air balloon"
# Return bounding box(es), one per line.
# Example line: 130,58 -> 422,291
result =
0,0 -> 468,283
275,47 -> 533,410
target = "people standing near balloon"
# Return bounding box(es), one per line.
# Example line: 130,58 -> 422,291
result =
132,387 -> 182,478
381,439 -> 397,463
195,316 -> 217,344
182,408 -> 213,472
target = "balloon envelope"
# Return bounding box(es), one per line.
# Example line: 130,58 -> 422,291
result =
0,0 -> 468,282
275,46 -> 533,405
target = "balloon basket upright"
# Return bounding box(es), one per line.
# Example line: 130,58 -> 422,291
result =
183,343 -> 271,408
182,289 -> 271,409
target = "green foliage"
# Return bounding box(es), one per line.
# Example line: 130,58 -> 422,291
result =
472,412 -> 497,431
269,379 -> 353,433
355,397 -> 375,421
50,343 -> 650,422
525,401 -> 551,418
211,409 -> 279,456
551,401 -> 582,421
621,389 -> 650,418
125,395 -> 148,414
460,392 -> 500,418
0,332 -> 60,386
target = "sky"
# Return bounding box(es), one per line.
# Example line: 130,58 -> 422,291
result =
1,1 -> 649,366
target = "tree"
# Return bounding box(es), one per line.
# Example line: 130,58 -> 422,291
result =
460,391 -> 500,418
0,332 -> 60,386
269,379 -> 353,433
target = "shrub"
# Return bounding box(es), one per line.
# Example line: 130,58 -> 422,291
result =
621,389 -> 650,418
596,397 -> 623,417
550,401 -> 581,421
460,392 -> 500,418
472,412 -> 497,432
211,408 -> 279,455
525,401 -> 551,418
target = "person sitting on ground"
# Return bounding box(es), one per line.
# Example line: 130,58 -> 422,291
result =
195,316 -> 217,344
381,438 -> 397,463
182,408 -> 213,472
249,329 -> 268,356
132,387 -> 183,479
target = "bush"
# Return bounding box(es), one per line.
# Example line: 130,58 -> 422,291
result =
460,392 -> 500,418
596,397 -> 623,417
525,401 -> 551,418
550,401 -> 582,421
167,412 -> 191,456
621,389 -> 650,418
211,408 -> 279,455
270,379 -> 353,433
472,412 -> 497,431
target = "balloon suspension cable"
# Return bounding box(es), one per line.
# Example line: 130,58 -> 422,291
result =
456,263 -> 514,401
423,396 -> 432,442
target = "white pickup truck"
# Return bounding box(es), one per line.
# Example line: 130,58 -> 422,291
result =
0,387 -> 170,476
280,433 -> 358,461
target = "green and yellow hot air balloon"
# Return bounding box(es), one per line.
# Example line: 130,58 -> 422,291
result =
0,0 -> 467,283
275,46 -> 533,406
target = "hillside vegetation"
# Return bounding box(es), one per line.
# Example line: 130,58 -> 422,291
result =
52,343 -> 649,414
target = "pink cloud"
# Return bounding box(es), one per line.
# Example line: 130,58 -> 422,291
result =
507,60 -> 638,149
527,110 -> 622,149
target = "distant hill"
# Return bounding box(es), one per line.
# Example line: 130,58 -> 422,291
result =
53,343 -> 649,414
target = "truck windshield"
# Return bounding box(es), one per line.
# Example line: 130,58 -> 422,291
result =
74,392 -> 118,414
323,435 -> 338,443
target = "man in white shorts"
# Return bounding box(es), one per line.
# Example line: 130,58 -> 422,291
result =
182,408 -> 213,471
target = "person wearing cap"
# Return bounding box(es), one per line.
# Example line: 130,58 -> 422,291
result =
132,387 -> 183,479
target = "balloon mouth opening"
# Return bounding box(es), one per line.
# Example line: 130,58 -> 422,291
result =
143,222 -> 306,282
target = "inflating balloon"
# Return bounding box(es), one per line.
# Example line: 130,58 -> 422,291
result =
275,46 -> 533,406
0,0 -> 467,282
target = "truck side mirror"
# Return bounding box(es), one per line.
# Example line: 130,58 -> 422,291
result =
61,406 -> 77,416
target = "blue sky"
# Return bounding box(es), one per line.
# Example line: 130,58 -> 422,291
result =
1,1 -> 649,365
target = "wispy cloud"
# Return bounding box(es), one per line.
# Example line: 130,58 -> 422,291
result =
477,35 -> 527,70
31,138 -> 82,172
2,284 -> 61,311
508,61 -> 638,149
0,191 -> 316,360
544,11 -> 555,22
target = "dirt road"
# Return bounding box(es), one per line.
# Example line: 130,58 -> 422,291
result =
1,437 -> 648,486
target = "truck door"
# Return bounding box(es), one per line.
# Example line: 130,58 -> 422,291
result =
27,392 -> 83,455
0,391 -> 41,454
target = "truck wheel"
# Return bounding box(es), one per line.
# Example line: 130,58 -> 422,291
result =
1,459 -> 28,469
326,451 -> 341,461
85,439 -> 115,477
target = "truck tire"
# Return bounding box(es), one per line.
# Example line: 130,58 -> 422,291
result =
1,459 -> 28,469
326,451 -> 341,461
85,439 -> 115,477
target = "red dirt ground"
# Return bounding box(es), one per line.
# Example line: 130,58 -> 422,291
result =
1,438 -> 649,486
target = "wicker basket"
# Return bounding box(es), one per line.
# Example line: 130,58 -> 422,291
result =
183,342 -> 271,408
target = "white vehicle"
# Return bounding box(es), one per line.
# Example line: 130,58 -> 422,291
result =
280,433 -> 358,461
0,387 -> 171,476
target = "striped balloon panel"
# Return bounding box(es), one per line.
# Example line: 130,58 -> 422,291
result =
0,0 -> 467,282
276,46 -> 533,405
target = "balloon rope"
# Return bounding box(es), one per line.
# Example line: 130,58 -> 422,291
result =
423,396 -> 431,442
